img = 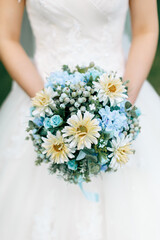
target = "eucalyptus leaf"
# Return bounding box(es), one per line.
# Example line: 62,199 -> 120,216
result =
76,150 -> 86,161
125,101 -> 132,110
82,148 -> 96,155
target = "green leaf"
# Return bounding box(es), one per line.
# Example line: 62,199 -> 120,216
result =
82,148 -> 95,155
76,150 -> 86,161
28,120 -> 37,129
125,101 -> 132,110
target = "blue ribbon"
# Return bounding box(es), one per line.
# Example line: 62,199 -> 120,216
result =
78,182 -> 99,202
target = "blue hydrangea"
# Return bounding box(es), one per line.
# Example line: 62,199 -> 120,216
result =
71,72 -> 85,84
45,70 -> 86,87
46,71 -> 70,86
33,117 -> 44,127
98,106 -> 128,135
67,160 -> 78,171
50,115 -> 63,128
84,68 -> 103,81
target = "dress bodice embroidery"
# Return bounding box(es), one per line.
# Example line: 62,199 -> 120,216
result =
24,0 -> 129,80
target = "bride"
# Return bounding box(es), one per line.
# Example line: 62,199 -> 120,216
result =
0,0 -> 160,239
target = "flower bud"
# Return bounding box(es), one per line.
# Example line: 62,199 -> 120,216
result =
77,90 -> 82,95
60,103 -> 65,109
78,98 -> 83,104
64,97 -> 70,103
83,91 -> 90,97
72,92 -> 77,98
61,93 -> 67,99
74,102 -> 80,108
70,99 -> 75,105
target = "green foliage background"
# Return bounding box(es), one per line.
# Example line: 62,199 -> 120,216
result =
0,5 -> 160,106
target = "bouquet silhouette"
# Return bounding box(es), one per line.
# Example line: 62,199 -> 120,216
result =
26,62 -> 141,184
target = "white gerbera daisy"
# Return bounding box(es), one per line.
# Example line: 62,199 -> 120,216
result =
42,131 -> 75,163
62,110 -> 101,150
32,87 -> 56,117
93,73 -> 127,105
107,135 -> 133,170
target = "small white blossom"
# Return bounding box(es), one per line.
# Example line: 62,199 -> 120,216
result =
89,103 -> 96,111
57,86 -> 61,91
92,95 -> 97,101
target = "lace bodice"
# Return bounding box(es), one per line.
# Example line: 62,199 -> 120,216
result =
25,0 -> 129,80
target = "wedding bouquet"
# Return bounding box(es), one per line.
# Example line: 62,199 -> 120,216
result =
26,62 -> 141,184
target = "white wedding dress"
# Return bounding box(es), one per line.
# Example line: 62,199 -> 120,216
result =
0,0 -> 160,239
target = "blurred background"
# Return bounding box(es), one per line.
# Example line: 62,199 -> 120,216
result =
0,4 -> 160,107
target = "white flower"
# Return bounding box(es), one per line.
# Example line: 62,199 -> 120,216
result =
92,96 -> 97,101
62,110 -> 101,150
32,87 -> 56,117
93,73 -> 127,105
42,131 -> 75,163
107,135 -> 133,170
57,86 -> 61,91
89,103 -> 96,111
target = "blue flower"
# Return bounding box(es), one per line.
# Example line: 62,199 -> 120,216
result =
44,82 -> 54,88
100,164 -> 108,172
84,68 -> 103,81
71,72 -> 85,84
67,160 -> 78,171
44,117 -> 52,129
135,108 -> 141,117
99,106 -> 128,135
47,71 -> 70,85
50,115 -> 63,128
33,117 -> 44,127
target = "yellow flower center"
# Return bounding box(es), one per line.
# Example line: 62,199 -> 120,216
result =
39,96 -> 49,105
116,144 -> 132,164
53,143 -> 64,152
77,125 -> 88,137
108,83 -> 117,93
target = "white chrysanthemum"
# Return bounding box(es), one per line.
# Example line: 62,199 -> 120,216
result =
42,131 -> 75,163
93,73 -> 127,105
107,135 -> 133,170
32,87 -> 56,117
62,110 -> 101,150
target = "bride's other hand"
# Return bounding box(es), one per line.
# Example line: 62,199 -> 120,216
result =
124,0 -> 159,105
0,0 -> 44,97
